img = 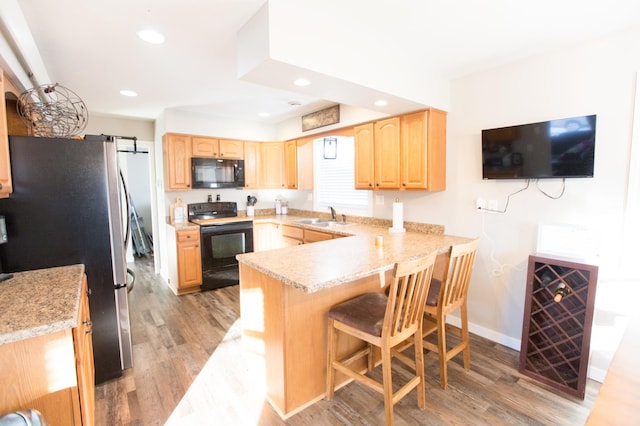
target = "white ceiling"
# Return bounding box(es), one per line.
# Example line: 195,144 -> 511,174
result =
4,0 -> 640,125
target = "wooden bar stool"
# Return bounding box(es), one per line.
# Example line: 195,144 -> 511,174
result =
423,238 -> 479,389
325,252 -> 437,425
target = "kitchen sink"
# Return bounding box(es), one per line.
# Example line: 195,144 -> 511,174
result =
295,218 -> 328,225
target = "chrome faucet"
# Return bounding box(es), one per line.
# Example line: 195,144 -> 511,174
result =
329,206 -> 337,221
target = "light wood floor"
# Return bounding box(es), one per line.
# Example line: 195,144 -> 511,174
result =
95,257 -> 600,425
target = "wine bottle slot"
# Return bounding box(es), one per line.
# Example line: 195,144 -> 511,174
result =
553,283 -> 569,302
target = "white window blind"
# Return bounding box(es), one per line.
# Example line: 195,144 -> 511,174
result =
313,136 -> 371,215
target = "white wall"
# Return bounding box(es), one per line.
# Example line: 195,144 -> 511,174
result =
434,26 -> 640,377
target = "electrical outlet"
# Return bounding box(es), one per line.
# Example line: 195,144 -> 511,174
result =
375,195 -> 385,205
307,193 -> 313,201
488,199 -> 498,211
476,198 -> 486,211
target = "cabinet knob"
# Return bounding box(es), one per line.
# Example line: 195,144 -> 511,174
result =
0,183 -> 2,190
368,183 -> 373,187
83,319 -> 92,327
86,329 -> 93,335
403,183 -> 406,186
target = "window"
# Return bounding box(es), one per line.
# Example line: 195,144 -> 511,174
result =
313,136 -> 372,216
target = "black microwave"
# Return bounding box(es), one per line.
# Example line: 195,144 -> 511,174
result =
191,158 -> 245,189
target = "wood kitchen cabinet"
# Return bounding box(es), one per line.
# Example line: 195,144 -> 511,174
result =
354,117 -> 401,189
192,136 -> 244,159
0,274 -> 94,426
243,141 -> 260,189
401,109 -> 446,190
375,117 -> 402,189
279,225 -> 339,246
303,228 -> 334,244
354,123 -> 375,189
354,109 -> 446,191
166,226 -> 202,295
296,139 -> 314,190
285,140 -> 298,189
0,69 -> 13,198
253,221 -> 281,251
163,133 -> 192,191
280,224 -> 304,247
261,142 -> 286,189
74,276 -> 95,426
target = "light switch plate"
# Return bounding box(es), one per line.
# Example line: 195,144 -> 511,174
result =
375,195 -> 384,205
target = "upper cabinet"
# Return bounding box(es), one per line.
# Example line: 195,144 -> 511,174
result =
285,140 -> 298,189
374,117 -> 402,189
354,109 -> 446,191
296,140 -> 314,190
243,141 -> 260,189
354,123 -> 375,189
192,136 -> 244,159
163,133 -> 192,191
261,142 -> 286,189
401,109 -> 446,191
0,69 -> 13,198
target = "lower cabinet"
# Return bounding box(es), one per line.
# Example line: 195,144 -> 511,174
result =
167,226 -> 202,295
280,225 -> 304,247
303,229 -> 334,244
0,275 -> 94,425
253,221 -> 282,251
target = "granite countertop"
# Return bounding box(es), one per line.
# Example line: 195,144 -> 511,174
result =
239,215 -> 474,293
0,264 -> 85,345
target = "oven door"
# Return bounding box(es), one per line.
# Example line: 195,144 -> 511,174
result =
200,221 -> 254,290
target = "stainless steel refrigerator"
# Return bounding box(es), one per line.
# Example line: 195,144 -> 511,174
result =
0,135 -> 133,384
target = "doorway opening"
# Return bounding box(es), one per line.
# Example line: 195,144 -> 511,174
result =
117,139 -> 160,274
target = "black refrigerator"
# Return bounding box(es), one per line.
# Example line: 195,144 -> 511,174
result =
0,135 -> 133,384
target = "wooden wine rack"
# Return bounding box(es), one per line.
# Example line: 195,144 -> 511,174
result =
519,255 -> 598,399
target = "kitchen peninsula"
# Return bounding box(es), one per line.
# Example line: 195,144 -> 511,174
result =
0,264 -> 94,425
237,218 -> 473,418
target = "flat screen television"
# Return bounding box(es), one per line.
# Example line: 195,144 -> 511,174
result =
482,114 -> 596,179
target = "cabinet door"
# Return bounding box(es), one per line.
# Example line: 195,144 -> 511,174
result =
0,69 -> 12,198
219,139 -> 244,159
244,141 -> 261,189
285,140 -> 298,189
401,109 -> 446,191
303,229 -> 333,244
297,140 -> 314,190
164,134 -> 192,190
354,123 -> 375,189
192,136 -> 219,157
374,117 -> 401,189
425,108 -> 447,191
254,222 -> 281,251
177,229 -> 202,288
401,111 -> 429,189
261,142 -> 286,189
74,275 -> 95,426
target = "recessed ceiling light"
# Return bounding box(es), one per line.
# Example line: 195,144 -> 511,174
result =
120,90 -> 138,97
137,29 -> 165,44
374,100 -> 388,107
288,101 -> 302,107
258,112 -> 270,117
293,78 -> 310,87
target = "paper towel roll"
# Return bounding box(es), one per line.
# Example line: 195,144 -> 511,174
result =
389,201 -> 406,233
